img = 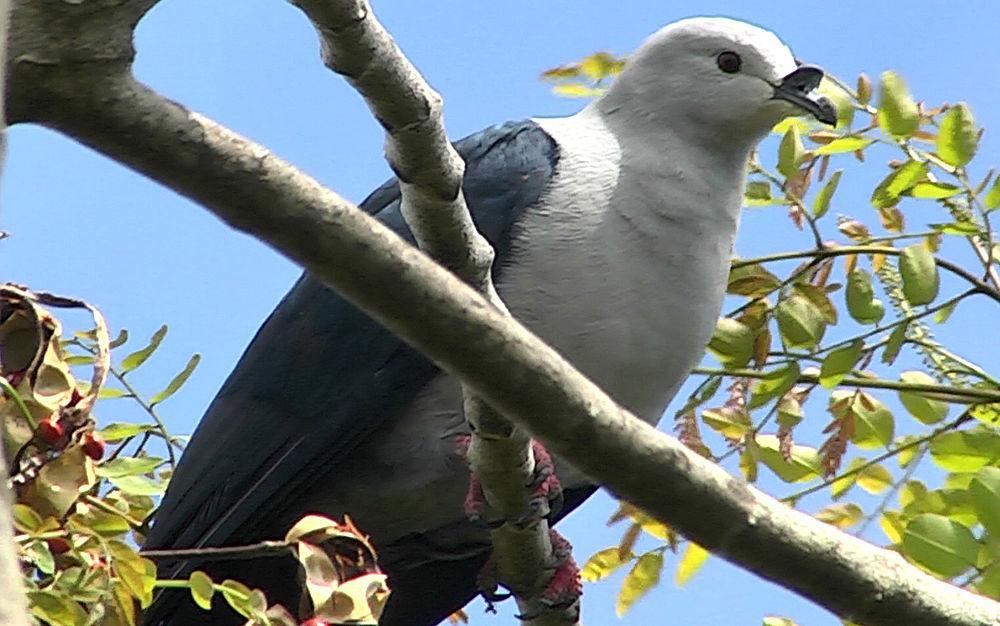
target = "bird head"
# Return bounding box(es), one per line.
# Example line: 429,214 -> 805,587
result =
599,17 -> 836,145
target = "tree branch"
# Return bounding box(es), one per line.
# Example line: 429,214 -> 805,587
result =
289,1 -> 566,623
6,2 -> 999,625
0,0 -> 31,622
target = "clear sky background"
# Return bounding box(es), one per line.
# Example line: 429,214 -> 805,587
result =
4,1 -> 1000,625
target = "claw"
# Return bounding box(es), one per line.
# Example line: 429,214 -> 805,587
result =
515,530 -> 582,620
457,436 -> 565,529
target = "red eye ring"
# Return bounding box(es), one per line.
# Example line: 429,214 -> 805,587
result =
717,51 -> 742,74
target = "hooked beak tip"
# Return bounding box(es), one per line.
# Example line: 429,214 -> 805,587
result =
773,65 -> 838,126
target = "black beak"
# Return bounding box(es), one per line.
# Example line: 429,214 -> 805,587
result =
772,65 -> 837,126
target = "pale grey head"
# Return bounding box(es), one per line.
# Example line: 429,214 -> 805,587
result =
597,17 -> 835,146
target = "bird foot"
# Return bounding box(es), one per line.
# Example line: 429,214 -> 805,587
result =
455,436 -> 563,528
515,530 -> 583,621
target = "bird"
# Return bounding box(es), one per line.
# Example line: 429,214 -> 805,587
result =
142,16 -> 835,626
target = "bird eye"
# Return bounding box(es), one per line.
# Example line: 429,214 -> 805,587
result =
716,51 -> 742,74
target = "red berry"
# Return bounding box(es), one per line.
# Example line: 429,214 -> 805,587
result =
299,619 -> 330,626
46,537 -> 71,555
81,432 -> 105,460
37,417 -> 64,444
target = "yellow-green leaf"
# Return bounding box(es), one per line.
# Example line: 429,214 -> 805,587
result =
763,618 -> 799,626
28,589 -> 89,626
819,340 -> 862,389
552,83 -> 604,98
812,169 -> 843,218
899,244 -> 939,305
845,268 -> 885,324
616,551 -> 663,616
728,264 -> 781,297
909,182 -> 961,199
937,103 -> 978,167
929,429 -> 998,472
757,435 -> 821,483
674,543 -> 709,586
812,137 -> 874,156
902,513 -> 978,577
707,318 -> 754,367
582,547 -> 633,582
120,325 -> 167,374
898,371 -> 949,424
149,354 -> 201,406
748,364 -> 801,410
830,458 -> 863,499
850,393 -> 895,450
815,502 -> 863,528
881,510 -> 905,544
702,406 -> 751,439
189,571 -> 215,610
871,160 -> 928,208
857,463 -> 893,494
969,467 -> 1000,535
778,125 -> 805,178
877,71 -> 919,138
776,294 -> 826,348
985,174 -> 1000,211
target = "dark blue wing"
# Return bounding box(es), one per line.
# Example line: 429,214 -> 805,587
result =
144,120 -> 559,557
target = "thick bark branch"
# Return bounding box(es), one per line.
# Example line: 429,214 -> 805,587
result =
0,0 -> 31,623
6,2 -> 1000,625
290,1 -> 565,622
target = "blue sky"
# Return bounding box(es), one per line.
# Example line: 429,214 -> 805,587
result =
4,1 -> 999,624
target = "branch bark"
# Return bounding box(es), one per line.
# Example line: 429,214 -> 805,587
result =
289,1 -> 567,623
5,2 -> 1000,626
0,0 -> 31,623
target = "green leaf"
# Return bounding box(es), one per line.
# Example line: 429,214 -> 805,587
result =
793,282 -> 837,324
812,169 -> 843,218
97,422 -> 154,442
109,540 -> 157,608
871,160 -> 928,208
815,502 -> 863,528
902,513 -> 978,577
748,363 -> 801,410
26,540 -> 56,575
850,393 -> 895,450
28,589 -> 89,626
763,618 -> 799,626
727,264 -> 781,297
219,579 -> 254,618
881,322 -> 908,365
931,221 -> 982,236
744,180 -> 775,206
757,435 -> 821,483
898,371 -> 949,424
929,429 -> 999,472
109,328 -> 129,349
969,467 -> 1000,535
64,355 -> 94,366
830,458 -> 862,499
985,174 -> 1000,211
877,71 -> 919,138
909,182 -> 962,199
96,456 -> 165,479
98,387 -> 131,399
674,543 -> 709,586
189,571 -> 215,610
702,407 -> 751,439
778,125 -> 805,178
617,550 -> 663,616
552,83 -> 604,98
819,340 -> 863,388
775,294 -> 826,348
706,318 -> 754,368
108,474 -> 166,496
13,504 -> 43,533
150,354 -> 201,406
120,325 -> 168,374
845,268 -> 885,324
812,137 -> 874,155
582,547 -> 633,582
856,463 -> 893,494
899,244 -> 939,305
937,103 -> 978,167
